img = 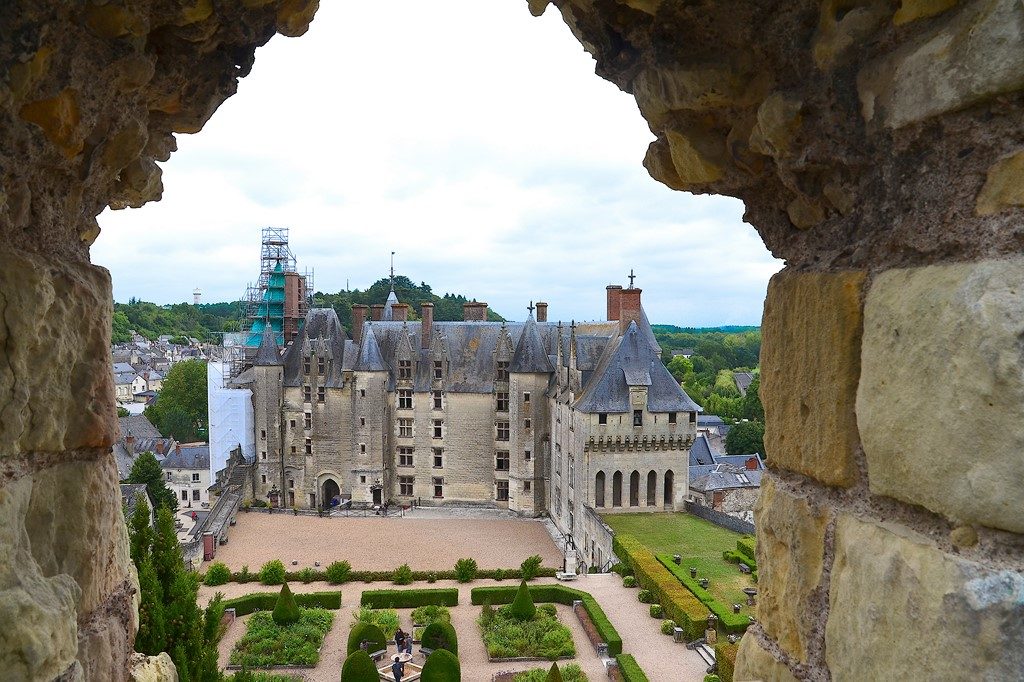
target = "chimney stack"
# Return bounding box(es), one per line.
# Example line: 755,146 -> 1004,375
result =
155,440 -> 165,455
391,303 -> 409,322
606,285 -> 623,321
463,301 -> 488,321
175,443 -> 181,455
745,457 -> 759,471
421,302 -> 434,349
351,305 -> 368,344
370,304 -> 385,321
619,288 -> 642,334
535,302 -> 548,322
125,433 -> 135,450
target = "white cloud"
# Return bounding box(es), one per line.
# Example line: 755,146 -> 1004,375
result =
93,0 -> 781,326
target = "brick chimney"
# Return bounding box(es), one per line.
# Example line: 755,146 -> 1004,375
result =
351,304 -> 368,343
421,302 -> 434,349
535,302 -> 548,322
391,303 -> 409,322
155,440 -> 165,455
619,288 -> 642,334
745,457 -> 759,471
175,443 -> 181,455
606,285 -> 623,321
463,301 -> 488,321
370,304 -> 385,321
125,433 -> 135,451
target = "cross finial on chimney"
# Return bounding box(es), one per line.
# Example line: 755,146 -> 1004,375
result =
527,301 -> 535,317
628,269 -> 636,288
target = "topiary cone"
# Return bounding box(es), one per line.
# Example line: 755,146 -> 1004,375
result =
340,649 -> 379,682
546,662 -> 564,682
272,582 -> 301,625
509,579 -> 536,621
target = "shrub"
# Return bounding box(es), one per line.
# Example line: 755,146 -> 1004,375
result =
411,604 -> 451,627
393,563 -> 414,585
223,591 -> 341,616
510,580 -> 537,621
610,563 -> 632,577
454,557 -> 478,583
480,605 -> 574,660
272,583 -> 300,626
427,572 -> 437,583
715,641 -> 738,682
494,568 -> 506,581
421,621 -> 458,655
480,601 -> 495,629
537,603 -> 557,619
421,648 -> 461,682
660,619 -> 677,636
614,655 -> 649,682
204,562 -> 231,586
704,676 -> 722,682
470,585 -> 622,657
649,604 -> 663,618
346,622 -> 386,656
655,555 -> 750,633
259,559 -> 287,585
352,606 -> 399,639
736,537 -> 756,563
296,567 -> 317,584
637,589 -> 655,604
236,565 -> 253,583
361,588 -> 459,609
512,663 -> 588,682
340,650 -> 379,682
321,560 -> 349,584
229,609 -> 334,667
521,554 -> 543,581
546,663 -> 564,682
622,576 -> 637,588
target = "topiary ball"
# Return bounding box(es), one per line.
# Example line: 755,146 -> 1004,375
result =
421,621 -> 458,655
347,621 -> 387,656
509,580 -> 536,621
272,583 -> 301,625
421,648 -> 461,682
340,649 -> 379,682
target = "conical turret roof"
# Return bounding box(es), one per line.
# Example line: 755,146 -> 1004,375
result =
354,323 -> 387,371
253,325 -> 282,366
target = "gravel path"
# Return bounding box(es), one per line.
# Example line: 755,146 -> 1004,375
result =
205,575 -> 707,681
206,512 -> 563,571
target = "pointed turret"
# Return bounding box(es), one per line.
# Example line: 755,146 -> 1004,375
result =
354,323 -> 386,372
253,325 -> 283,366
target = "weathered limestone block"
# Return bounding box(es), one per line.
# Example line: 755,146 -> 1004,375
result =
130,653 -> 179,682
76,592 -> 138,682
753,477 -> 830,663
826,515 -> 1024,680
0,248 -> 117,456
760,270 -> 865,487
734,633 -> 799,682
813,0 -> 891,70
748,93 -> 802,160
893,0 -> 959,25
26,457 -> 134,617
859,258 -> 1024,533
858,0 -> 1024,128
0,475 -> 81,680
976,149 -> 1024,215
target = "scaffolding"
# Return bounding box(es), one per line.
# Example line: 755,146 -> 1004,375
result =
239,226 -> 314,351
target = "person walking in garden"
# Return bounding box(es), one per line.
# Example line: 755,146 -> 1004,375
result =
395,628 -> 411,654
391,654 -> 404,682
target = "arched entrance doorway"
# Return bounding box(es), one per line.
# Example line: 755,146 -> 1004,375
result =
322,478 -> 341,509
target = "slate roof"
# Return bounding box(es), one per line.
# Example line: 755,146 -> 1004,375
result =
690,464 -> 763,492
509,316 -> 555,374
698,414 -> 726,427
354,322 -> 387,372
120,484 -> 151,518
733,371 -> 755,396
689,434 -> 717,466
114,372 -> 138,385
119,415 -> 161,439
253,326 -> 283,366
112,362 -> 136,375
282,308 -> 349,387
161,445 -> 210,470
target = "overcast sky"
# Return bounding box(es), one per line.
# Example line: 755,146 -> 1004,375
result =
93,1 -> 781,326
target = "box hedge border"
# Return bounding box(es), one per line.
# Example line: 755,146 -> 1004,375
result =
715,641 -> 738,682
613,533 -> 709,639
360,588 -> 459,608
655,555 -> 750,633
222,590 -> 341,616
470,584 -> 622,657
615,654 -> 650,682
736,537 -> 756,564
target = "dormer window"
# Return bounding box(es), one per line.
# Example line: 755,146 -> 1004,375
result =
303,360 -> 310,374
433,360 -> 443,380
399,360 -> 412,380
317,357 -> 325,373
496,361 -> 509,382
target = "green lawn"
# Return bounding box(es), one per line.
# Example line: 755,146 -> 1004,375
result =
603,513 -> 756,618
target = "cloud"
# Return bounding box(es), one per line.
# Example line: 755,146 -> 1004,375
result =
93,0 -> 781,327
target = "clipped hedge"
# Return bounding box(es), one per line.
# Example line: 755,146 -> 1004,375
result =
736,537 -> 756,564
613,534 -> 708,639
421,621 -> 458,655
360,588 -> 459,609
421,648 -> 461,682
223,590 -> 341,616
271,584 -> 300,625
715,641 -> 738,682
656,555 -> 749,633
340,650 -> 379,682
615,654 -> 650,682
347,622 -> 387,656
470,585 -> 622,657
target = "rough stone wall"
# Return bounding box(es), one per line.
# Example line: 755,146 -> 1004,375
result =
0,1 -> 316,678
529,0 -> 1024,679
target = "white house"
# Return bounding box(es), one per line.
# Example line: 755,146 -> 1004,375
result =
161,444 -> 212,508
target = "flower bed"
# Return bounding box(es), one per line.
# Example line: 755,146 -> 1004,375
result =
351,606 -> 399,639
411,604 -> 451,642
479,603 -> 575,661
222,591 -> 341,616
492,663 -> 589,682
228,609 -> 334,668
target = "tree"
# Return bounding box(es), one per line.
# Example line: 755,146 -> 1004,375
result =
117,406 -> 131,417
740,377 -> 764,421
126,451 -> 177,511
146,359 -> 208,441
725,421 -> 765,456
510,580 -> 536,621
666,355 -> 693,383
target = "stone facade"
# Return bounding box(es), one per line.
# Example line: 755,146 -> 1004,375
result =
241,284 -> 698,570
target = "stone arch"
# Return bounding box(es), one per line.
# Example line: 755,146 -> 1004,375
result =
646,470 -> 657,506
663,470 -> 674,507
595,470 -> 605,507
629,470 -> 640,507
612,471 -> 622,507
322,478 -> 340,508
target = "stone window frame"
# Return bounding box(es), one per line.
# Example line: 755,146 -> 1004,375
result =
303,385 -> 312,402
496,420 -> 510,441
668,412 -> 677,424
432,477 -> 444,499
525,450 -> 531,462
524,480 -> 532,493
432,447 -> 443,469
191,472 -> 200,482
496,391 -> 509,412
317,357 -> 325,374
633,409 -> 643,427
303,359 -> 311,374
523,391 -> 531,404
192,489 -> 200,501
399,476 -> 414,496
398,359 -> 413,380
568,454 -> 574,489
398,446 -> 414,468
433,360 -> 443,380
304,412 -> 311,429
524,418 -> 531,430
496,480 -> 509,501
398,418 -> 414,438
495,450 -> 510,471
496,361 -> 509,382
305,438 -> 312,454
432,419 -> 444,439
398,389 -> 413,410
432,390 -> 443,410
317,386 -> 325,403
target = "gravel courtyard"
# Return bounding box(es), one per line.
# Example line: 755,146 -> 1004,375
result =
206,511 -> 563,571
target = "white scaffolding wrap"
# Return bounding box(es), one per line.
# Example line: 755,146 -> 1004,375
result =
207,361 -> 254,480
